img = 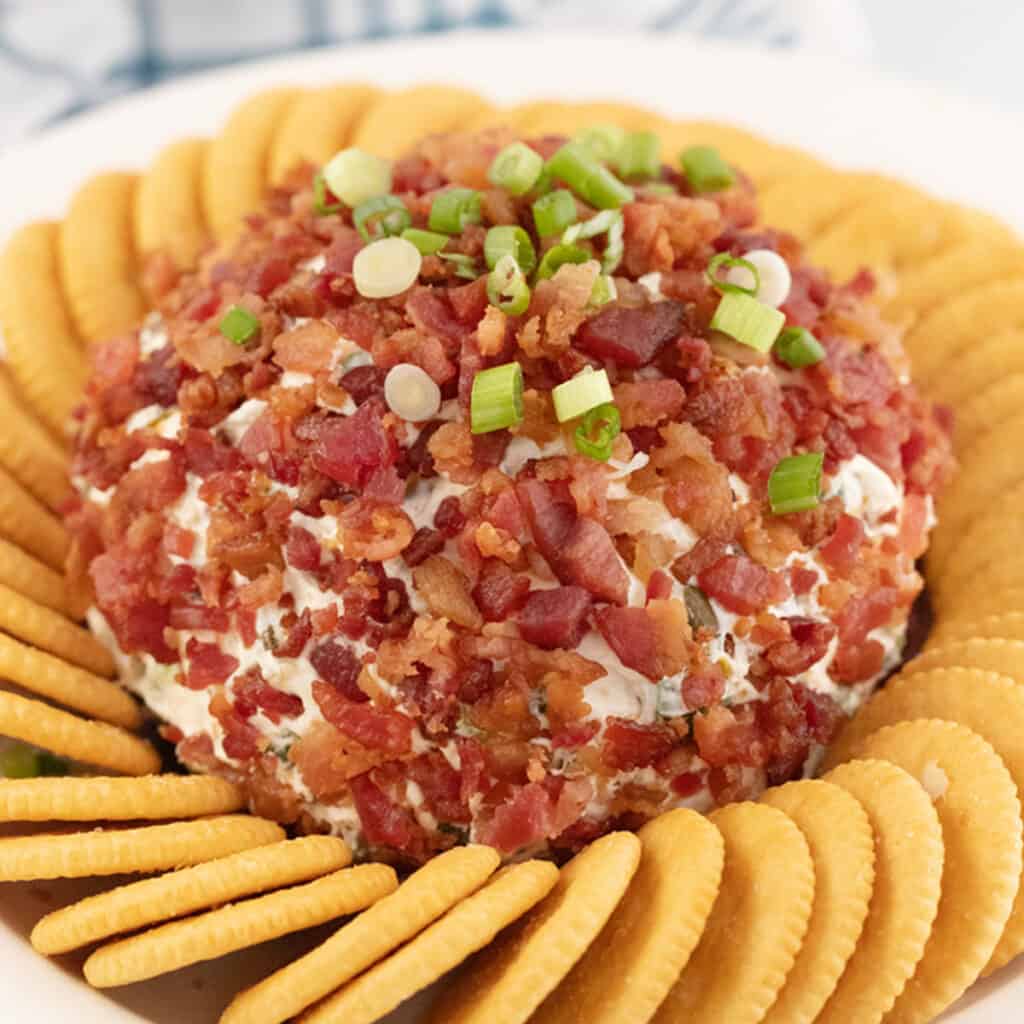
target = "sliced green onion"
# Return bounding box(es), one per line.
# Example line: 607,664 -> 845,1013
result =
615,131 -> 661,180
219,306 -> 260,346
487,254 -> 531,316
706,252 -> 761,297
710,292 -> 784,353
471,361 -> 524,434
322,147 -> 392,207
641,182 -> 677,197
352,195 -> 411,243
562,208 -> 620,245
532,189 -> 577,237
312,171 -> 344,216
602,213 -> 625,275
768,452 -> 824,515
484,226 -> 537,276
683,586 -> 719,632
574,402 -> 621,461
589,274 -> 617,308
428,187 -> 482,233
0,744 -> 68,778
573,123 -> 626,163
536,243 -> 590,281
680,145 -> 735,193
552,367 -> 614,423
546,142 -> 635,210
353,236 -> 422,298
401,227 -> 450,255
438,251 -> 480,280
775,327 -> 826,369
488,141 -> 543,196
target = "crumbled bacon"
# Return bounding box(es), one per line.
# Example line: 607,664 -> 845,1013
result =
517,587 -> 592,650
575,301 -> 685,368
698,555 -> 790,616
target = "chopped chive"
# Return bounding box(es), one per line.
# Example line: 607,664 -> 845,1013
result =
470,362 -> 524,434
352,195 -> 411,243
552,367 -> 614,423
573,123 -> 626,163
484,226 -> 537,276
574,402 -> 621,461
680,145 -> 735,193
683,586 -> 719,632
488,141 -> 544,196
532,189 -> 577,237
602,213 -> 625,274
710,292 -> 784,353
546,142 -> 635,210
219,306 -> 260,346
312,171 -> 344,216
768,452 -> 824,515
615,131 -> 661,180
589,274 -> 617,308
641,182 -> 677,197
536,243 -> 590,281
438,251 -> 479,280
562,209 -> 620,245
775,327 -> 826,369
428,187 -> 482,233
401,227 -> 450,255
706,251 -> 761,297
486,254 -> 531,316
321,147 -> 392,207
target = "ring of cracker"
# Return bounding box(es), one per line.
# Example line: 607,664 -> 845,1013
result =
0,690 -> 158,775
298,861 -> 559,1024
901,637 -> 1024,684
0,814 -> 284,883
933,508 -> 1024,601
83,862 -> 396,988
0,384 -> 70,510
0,464 -> 69,571
0,537 -> 68,616
759,780 -> 876,1024
60,171 -> 147,343
426,832 -> 641,1024
651,802 -> 814,1024
929,612 -> 1024,650
31,834 -> 350,955
833,721 -> 1022,1023
220,844 -> 501,1024
529,809 -> 724,1024
924,326 -> 1024,408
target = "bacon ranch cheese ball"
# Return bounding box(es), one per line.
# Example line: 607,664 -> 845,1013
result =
67,127 -> 953,863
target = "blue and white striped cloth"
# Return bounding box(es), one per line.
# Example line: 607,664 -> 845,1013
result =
0,0 -> 872,147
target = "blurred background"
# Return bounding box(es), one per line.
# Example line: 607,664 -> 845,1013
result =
0,0 -> 1021,149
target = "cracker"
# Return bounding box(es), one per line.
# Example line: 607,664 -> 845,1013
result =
508,101 -> 662,139
906,278 -> 1024,383
0,464 -> 69,570
0,773 -> 243,823
426,832 -> 642,1024
84,862 -> 395,988
759,780 -> 876,1024
220,844 -> 501,1024
530,809 -> 724,1024
932,504 -> 1024,600
0,365 -> 70,463
60,171 -> 147,343
203,88 -> 302,241
351,86 -> 492,158
299,861 -> 558,1024
32,834 -> 349,955
0,221 -> 86,440
0,584 -> 113,676
936,574 -> 1024,623
0,631 -> 138,728
901,638 -> 1024,684
820,667 -> 1024,973
929,611 -> 1024,649
268,84 -> 379,185
934,586 -> 1024,627
651,803 -> 814,1024
0,380 -> 70,510
135,138 -> 211,274
834,721 -> 1022,1023
924,326 -> 1024,408
0,537 -> 68,615
0,690 -> 159,775
0,813 -> 283,882
817,760 -> 944,1024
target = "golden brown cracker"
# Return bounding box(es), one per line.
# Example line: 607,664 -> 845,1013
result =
0,538 -> 68,616
817,760 -> 944,1024
922,326 -> 1024,408
351,85 -> 492,158
929,611 -> 1024,649
0,690 -> 159,775
32,834 -> 349,955
509,100 -> 662,139
203,88 -> 302,241
652,802 -> 813,1024
934,586 -> 1024,628
60,171 -> 147,343
836,721 -> 1022,1023
0,463 -> 69,570
531,809 -> 724,1024
0,380 -> 70,510
427,832 -> 641,1024
935,574 -> 1024,623
0,365 -> 70,464
0,584 -> 113,676
220,844 -> 501,1024
268,84 -> 379,185
84,862 -> 396,988
0,632 -> 138,729
0,773 -> 243,823
300,861 -> 559,1024
0,813 -> 284,882
901,638 -> 1024,684
135,137 -> 211,273
0,221 -> 86,440
932,503 -> 1024,601
759,780 -> 876,1024
953,372 -> 1024,451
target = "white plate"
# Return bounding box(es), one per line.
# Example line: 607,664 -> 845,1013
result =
0,28 -> 1022,1024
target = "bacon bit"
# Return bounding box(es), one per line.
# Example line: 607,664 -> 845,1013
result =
545,672 -> 592,728
163,523 -> 195,560
474,521 -> 521,564
286,525 -> 321,571
602,718 -> 677,772
313,682 -> 414,756
233,667 -> 304,723
275,609 -> 313,658
652,422 -> 733,538
819,514 -> 865,575
517,587 -> 592,650
681,669 -> 725,709
340,365 -> 387,405
335,498 -> 414,561
476,305 -> 508,357
314,400 -> 398,489
372,327 -> 455,385
402,527 -> 446,567
646,599 -> 695,676
790,565 -> 819,595
614,379 -> 686,430
514,389 -> 561,445
694,704 -> 768,768
291,722 -> 389,800
646,570 -> 674,602
898,493 -> 929,559
272,319 -> 338,373
575,301 -> 685,368
412,555 -> 483,631
236,565 -> 284,609
350,771 -> 429,857
247,755 -> 303,825
698,555 -> 789,616
309,637 -> 367,703
428,422 -> 478,484
210,691 -> 262,761
407,752 -> 471,824
472,558 -> 532,622
184,638 -> 239,689
764,618 -> 837,675
594,606 -> 663,680
476,782 -> 555,853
